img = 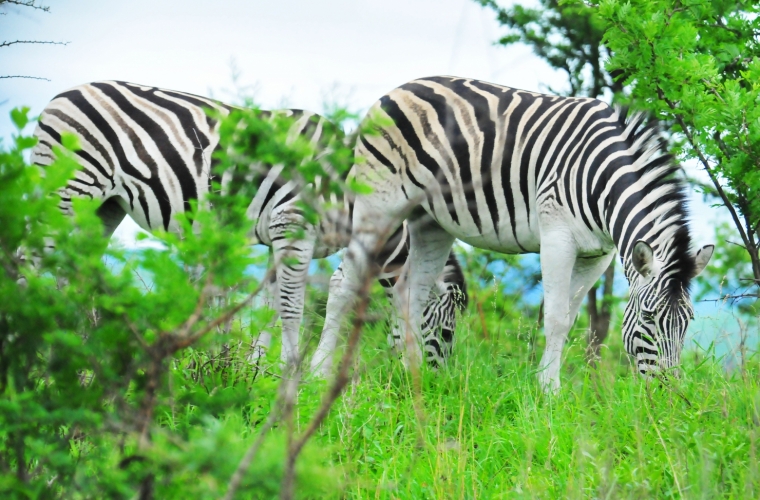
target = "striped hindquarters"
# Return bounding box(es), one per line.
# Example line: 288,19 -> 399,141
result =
31,81 -> 232,232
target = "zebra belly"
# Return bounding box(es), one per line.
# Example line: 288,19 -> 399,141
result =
422,205 -> 541,255
455,232 -> 534,255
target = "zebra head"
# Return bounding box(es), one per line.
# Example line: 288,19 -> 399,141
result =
389,258 -> 468,368
623,240 -> 713,377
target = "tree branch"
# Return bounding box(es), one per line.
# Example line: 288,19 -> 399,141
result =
0,75 -> 50,81
0,0 -> 49,12
221,388 -> 284,500
0,40 -> 67,48
171,273 -> 271,351
658,89 -> 757,278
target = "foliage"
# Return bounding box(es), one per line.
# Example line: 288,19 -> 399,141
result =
477,0 -> 620,97
212,105 -> 358,230
696,222 -> 759,316
593,0 -> 760,296
0,107 -> 352,498
310,313 -> 760,499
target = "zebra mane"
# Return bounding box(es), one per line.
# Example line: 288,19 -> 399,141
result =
615,106 -> 696,298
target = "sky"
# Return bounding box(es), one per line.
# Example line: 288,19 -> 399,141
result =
1,0 -> 557,121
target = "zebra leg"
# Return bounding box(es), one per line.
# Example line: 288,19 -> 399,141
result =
537,229 -> 577,393
270,212 -> 317,369
310,207 -> 402,377
96,197 -> 128,239
248,254 -> 279,366
396,217 -> 456,368
565,252 -> 616,351
538,233 -> 614,392
309,263 -> 347,377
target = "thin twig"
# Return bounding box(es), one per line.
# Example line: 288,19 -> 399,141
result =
192,128 -> 210,178
0,40 -> 67,48
0,0 -> 50,12
123,314 -> 150,351
173,271 -> 215,339
279,265 -> 375,500
279,217 -> 404,499
130,266 -> 154,293
652,372 -> 693,408
172,270 -> 274,350
699,293 -> 760,302
221,398 -> 283,500
294,274 -> 372,455
0,75 -> 50,81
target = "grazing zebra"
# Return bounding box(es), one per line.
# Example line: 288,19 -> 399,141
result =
30,80 -> 467,374
321,76 -> 713,391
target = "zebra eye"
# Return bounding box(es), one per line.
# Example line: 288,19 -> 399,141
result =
641,310 -> 655,322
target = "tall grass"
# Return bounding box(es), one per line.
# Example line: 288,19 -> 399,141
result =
168,283 -> 760,499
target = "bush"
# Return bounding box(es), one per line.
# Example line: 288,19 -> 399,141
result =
0,107 -> 348,498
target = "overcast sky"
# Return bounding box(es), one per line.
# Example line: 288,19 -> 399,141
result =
0,0 -> 723,247
1,1 -> 561,119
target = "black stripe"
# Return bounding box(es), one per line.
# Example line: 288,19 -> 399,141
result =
380,95 -> 448,223
118,82 -> 214,178
507,97 -> 558,244
360,137 -> 396,174
557,101 -> 598,219
43,109 -> 115,188
92,82 -> 197,227
134,183 -> 151,228
429,80 -> 491,233
57,88 -> 173,229
65,184 -> 93,198
395,84 -> 462,226
492,89 -> 531,241
565,106 -> 615,230
37,121 -> 108,188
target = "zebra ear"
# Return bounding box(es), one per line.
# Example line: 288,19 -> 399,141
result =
632,240 -> 654,278
692,244 -> 714,277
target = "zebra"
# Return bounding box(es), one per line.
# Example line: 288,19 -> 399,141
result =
30,80 -> 467,375
319,75 -> 713,392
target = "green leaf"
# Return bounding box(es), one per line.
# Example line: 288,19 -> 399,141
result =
60,131 -> 82,152
348,178 -> 373,195
15,135 -> 38,151
10,107 -> 31,131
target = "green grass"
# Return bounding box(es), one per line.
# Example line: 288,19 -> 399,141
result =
164,292 -> 760,499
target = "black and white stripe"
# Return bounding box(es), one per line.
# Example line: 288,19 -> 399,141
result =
376,222 -> 468,363
327,76 -> 712,390
31,80 -> 468,373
